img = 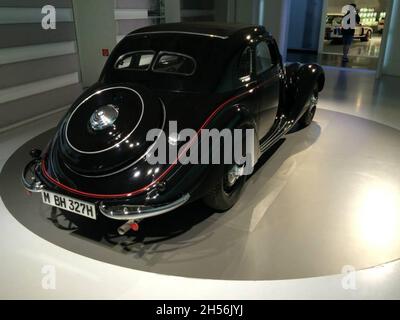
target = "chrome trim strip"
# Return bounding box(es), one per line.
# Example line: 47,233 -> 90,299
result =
260,118 -> 283,151
260,121 -> 293,153
65,86 -> 145,155
22,160 -> 44,193
260,117 -> 290,153
64,98 -> 167,179
99,194 -> 191,221
128,31 -> 229,40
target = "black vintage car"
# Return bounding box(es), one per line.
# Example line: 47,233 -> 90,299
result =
23,23 -> 324,234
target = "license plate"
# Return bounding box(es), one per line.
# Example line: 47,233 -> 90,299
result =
42,190 -> 96,220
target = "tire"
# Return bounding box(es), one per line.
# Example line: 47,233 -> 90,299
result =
203,127 -> 251,212
361,30 -> 371,42
298,84 -> 318,129
203,164 -> 246,212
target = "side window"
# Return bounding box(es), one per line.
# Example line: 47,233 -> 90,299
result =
237,47 -> 252,83
255,41 -> 273,75
153,52 -> 196,76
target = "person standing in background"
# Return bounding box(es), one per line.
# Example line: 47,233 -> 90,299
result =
341,3 -> 361,62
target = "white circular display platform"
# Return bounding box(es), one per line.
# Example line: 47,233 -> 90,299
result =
1,108 -> 400,280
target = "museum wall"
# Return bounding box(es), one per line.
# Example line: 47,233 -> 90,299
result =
181,0 -> 216,22
165,0 -> 181,22
72,0 -> 116,88
115,0 -> 164,42
0,0 -> 82,131
261,0 -> 292,60
287,0 -> 323,51
234,0 -> 291,58
234,0 -> 257,24
382,0 -> 400,76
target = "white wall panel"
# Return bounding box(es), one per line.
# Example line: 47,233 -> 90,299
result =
0,7 -> 73,24
0,41 -> 76,64
0,73 -> 79,105
115,9 -> 148,20
73,0 -> 116,87
0,1 -> 80,130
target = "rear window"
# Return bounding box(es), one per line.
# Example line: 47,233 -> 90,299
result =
114,51 -> 155,70
152,52 -> 196,76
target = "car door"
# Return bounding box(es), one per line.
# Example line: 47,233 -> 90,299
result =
232,46 -> 260,128
254,40 -> 281,139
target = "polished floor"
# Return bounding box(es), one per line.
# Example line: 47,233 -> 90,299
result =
287,51 -> 378,70
1,68 -> 400,298
288,35 -> 382,70
323,35 -> 382,58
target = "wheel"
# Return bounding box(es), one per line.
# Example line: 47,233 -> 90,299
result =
203,163 -> 246,212
361,30 -> 371,42
203,127 -> 250,212
298,85 -> 318,129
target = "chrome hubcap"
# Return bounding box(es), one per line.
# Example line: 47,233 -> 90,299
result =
310,92 -> 318,108
226,165 -> 244,188
89,104 -> 119,131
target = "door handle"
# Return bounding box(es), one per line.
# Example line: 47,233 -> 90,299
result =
278,69 -> 285,80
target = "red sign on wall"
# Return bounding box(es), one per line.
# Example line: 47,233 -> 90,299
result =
102,49 -> 109,57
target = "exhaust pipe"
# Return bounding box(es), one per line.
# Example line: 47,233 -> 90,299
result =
117,220 -> 140,235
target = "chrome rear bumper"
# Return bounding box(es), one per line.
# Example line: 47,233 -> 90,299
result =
22,160 -> 44,193
98,194 -> 191,220
22,160 -> 190,221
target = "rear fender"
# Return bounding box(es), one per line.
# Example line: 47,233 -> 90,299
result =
206,103 -> 260,163
165,103 -> 260,201
285,63 -> 325,121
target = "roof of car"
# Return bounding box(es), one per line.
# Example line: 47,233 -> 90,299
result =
129,22 -> 267,40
